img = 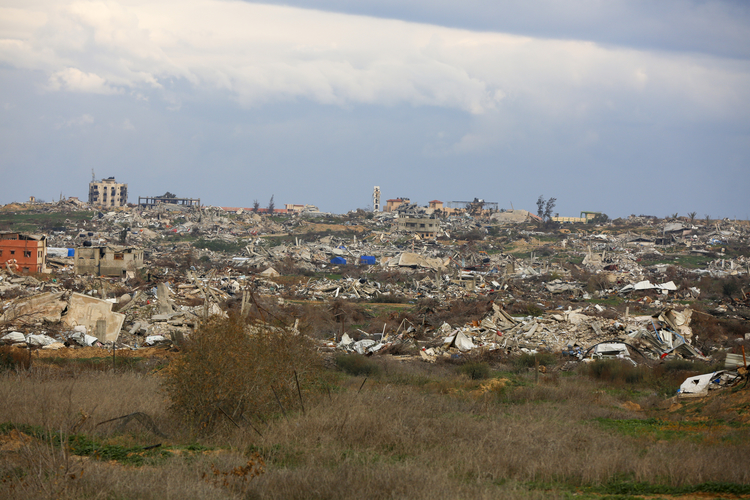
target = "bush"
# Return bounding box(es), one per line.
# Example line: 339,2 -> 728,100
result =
457,361 -> 490,380
0,346 -> 29,371
578,360 -> 647,385
334,354 -> 382,377
161,314 -> 323,433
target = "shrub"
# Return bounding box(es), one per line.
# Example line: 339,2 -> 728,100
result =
578,360 -> 648,385
161,314 -> 323,433
334,354 -> 382,377
457,361 -> 490,380
0,346 -> 29,371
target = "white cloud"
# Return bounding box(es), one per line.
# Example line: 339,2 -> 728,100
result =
0,0 -> 747,120
47,67 -> 120,94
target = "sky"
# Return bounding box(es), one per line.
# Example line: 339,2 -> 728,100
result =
1,0 -> 749,219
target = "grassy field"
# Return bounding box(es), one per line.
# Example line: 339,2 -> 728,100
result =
0,211 -> 95,233
2,350 -> 750,499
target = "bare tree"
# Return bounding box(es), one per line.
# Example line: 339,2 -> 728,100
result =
688,211 -> 697,224
252,200 -> 260,213
267,195 -> 275,215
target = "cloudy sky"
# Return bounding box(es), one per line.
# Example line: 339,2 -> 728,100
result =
1,0 -> 749,218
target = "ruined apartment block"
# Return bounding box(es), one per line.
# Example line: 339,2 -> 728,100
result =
74,246 -> 144,278
396,215 -> 440,238
89,177 -> 128,208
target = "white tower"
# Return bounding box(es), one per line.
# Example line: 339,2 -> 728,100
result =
373,186 -> 381,212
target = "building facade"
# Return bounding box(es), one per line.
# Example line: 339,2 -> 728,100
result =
0,233 -> 47,273
396,215 -> 440,238
89,177 -> 128,208
74,246 -> 144,277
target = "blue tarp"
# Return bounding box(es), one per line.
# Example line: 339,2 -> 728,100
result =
330,257 -> 347,265
67,248 -> 75,257
359,256 -> 376,265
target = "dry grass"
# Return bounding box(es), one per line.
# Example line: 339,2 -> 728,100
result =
2,353 -> 750,499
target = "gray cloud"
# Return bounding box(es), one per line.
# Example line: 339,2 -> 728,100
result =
0,0 -> 748,219
247,0 -> 750,59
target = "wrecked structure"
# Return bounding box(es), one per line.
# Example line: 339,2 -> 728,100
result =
0,232 -> 46,273
89,176 -> 127,208
0,198 -> 748,403
137,195 -> 200,209
74,246 -> 144,278
396,214 -> 440,238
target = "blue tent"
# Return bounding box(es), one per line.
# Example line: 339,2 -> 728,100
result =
359,255 -> 376,265
330,257 -> 347,265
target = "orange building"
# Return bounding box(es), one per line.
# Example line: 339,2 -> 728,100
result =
385,198 -> 410,212
0,233 -> 47,273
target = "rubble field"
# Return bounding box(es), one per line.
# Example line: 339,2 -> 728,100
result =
2,202 -> 750,498
2,203 -> 747,377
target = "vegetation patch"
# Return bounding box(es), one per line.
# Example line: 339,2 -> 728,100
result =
0,423 -> 174,466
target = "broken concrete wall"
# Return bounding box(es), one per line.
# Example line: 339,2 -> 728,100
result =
61,293 -> 125,343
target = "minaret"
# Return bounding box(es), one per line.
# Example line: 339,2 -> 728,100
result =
373,186 -> 381,212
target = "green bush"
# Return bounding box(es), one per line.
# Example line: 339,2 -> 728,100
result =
335,354 -> 382,377
161,314 -> 323,432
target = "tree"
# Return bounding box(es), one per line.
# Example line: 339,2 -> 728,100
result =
543,197 -> 556,221
536,196 -> 556,222
252,200 -> 260,213
591,213 -> 609,224
536,196 -> 545,220
161,192 -> 177,203
267,194 -> 275,215
688,211 -> 697,224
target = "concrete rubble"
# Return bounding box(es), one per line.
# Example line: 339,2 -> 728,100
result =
0,200 -> 748,398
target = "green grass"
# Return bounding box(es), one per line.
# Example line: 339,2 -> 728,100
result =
0,210 -> 95,233
644,254 -> 715,268
0,423 -> 180,466
588,296 -> 624,306
592,417 -> 750,443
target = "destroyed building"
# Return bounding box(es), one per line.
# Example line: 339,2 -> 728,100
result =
74,246 -> 144,277
385,198 -> 410,212
138,195 -> 201,209
0,232 -> 47,273
396,214 -> 440,237
552,211 -> 603,224
89,176 -> 128,208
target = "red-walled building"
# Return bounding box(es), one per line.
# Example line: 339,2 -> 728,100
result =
0,233 -> 47,273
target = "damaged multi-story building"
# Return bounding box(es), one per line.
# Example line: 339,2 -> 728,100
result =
0,232 -> 47,273
74,246 -> 144,278
393,202 -> 441,238
89,177 -> 128,208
